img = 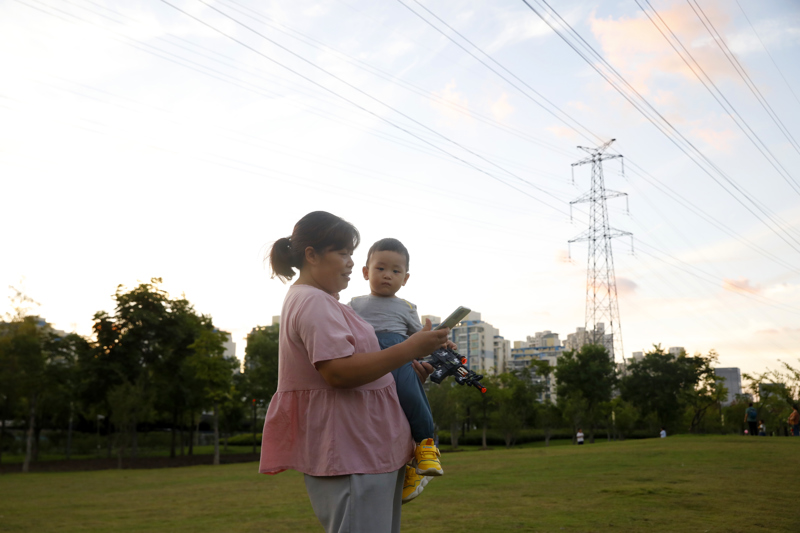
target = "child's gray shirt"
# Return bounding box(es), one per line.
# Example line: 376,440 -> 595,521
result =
348,295 -> 423,337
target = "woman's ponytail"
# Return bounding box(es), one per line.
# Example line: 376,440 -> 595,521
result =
269,236 -> 299,281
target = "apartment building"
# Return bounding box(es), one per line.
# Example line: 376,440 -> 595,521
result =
447,311 -> 497,374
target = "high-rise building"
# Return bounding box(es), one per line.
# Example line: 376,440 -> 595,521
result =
447,311 -> 497,374
563,323 -> 612,355
714,367 -> 742,406
420,315 -> 441,327
507,331 -> 564,402
493,335 -> 511,374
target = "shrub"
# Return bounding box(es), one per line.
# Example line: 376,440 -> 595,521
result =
226,433 -> 261,446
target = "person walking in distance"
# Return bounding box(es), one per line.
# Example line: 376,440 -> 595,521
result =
788,404 -> 800,436
744,402 -> 758,437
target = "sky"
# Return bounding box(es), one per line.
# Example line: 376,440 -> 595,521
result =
1,0 -> 799,378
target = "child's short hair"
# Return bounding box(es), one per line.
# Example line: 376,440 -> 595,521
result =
366,238 -> 410,270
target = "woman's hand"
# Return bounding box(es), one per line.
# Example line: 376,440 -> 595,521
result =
407,319 -> 450,357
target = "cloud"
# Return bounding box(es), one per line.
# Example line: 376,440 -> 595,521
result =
490,92 -> 513,122
547,125 -> 579,139
690,126 -> 737,152
430,81 -> 470,122
723,277 -> 761,295
616,277 -> 639,295
555,249 -> 573,264
589,1 -> 739,95
484,8 -> 554,53
755,326 -> 800,336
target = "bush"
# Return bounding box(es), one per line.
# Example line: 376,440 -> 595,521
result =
226,433 -> 261,446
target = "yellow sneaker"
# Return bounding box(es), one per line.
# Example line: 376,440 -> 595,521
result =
401,465 -> 430,504
413,438 -> 443,476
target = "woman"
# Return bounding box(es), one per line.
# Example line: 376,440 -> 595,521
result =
259,211 -> 448,532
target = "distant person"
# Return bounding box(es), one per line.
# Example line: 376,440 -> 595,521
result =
348,238 -> 448,503
758,420 -> 766,436
744,402 -> 758,436
788,404 -> 800,436
660,427 -> 666,438
258,211 -> 449,533
576,429 -> 585,445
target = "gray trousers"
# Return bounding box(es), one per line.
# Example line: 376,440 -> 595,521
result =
303,467 -> 404,533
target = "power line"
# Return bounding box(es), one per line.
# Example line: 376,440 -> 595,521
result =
12,0 -> 572,201
395,0 -> 602,146
159,0 -> 578,218
636,0 -> 800,198
520,0 -> 800,255
217,0 -> 576,161
385,0 -> 800,281
734,0 -> 800,110
687,0 -> 800,158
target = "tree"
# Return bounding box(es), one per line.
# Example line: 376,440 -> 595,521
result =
87,279 -> 219,460
744,360 -> 800,436
529,359 -> 560,446
620,345 -> 717,433
0,317 -> 42,472
87,280 -> 171,459
609,398 -> 639,440
187,328 -> 237,465
243,325 -> 280,453
486,368 -> 541,448
683,350 -> 726,433
428,382 -> 471,449
555,343 -> 616,443
0,314 -> 87,471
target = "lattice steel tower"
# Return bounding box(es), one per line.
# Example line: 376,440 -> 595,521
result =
568,139 -> 632,365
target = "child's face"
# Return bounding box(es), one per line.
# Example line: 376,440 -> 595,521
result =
363,250 -> 410,297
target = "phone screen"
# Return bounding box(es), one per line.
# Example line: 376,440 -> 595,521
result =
434,306 -> 471,330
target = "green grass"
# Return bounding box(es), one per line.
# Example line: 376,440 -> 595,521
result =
0,445 -> 258,464
0,435 -> 795,532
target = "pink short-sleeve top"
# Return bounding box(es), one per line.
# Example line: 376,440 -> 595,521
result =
259,284 -> 414,476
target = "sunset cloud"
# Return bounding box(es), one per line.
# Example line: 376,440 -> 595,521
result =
589,1 -> 738,95
490,92 -> 513,122
723,277 -> 761,295
430,80 -> 470,122
690,126 -> 737,152
547,125 -> 580,139
616,277 -> 639,296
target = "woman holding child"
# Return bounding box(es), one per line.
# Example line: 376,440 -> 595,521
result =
258,211 -> 449,533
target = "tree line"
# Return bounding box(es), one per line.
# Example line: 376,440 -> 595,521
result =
0,279 -> 279,472
428,343 -> 800,449
3,280 -> 798,473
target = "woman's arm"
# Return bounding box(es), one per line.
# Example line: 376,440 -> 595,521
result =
316,321 -> 449,389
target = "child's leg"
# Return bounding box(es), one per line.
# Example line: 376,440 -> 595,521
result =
374,332 -> 436,443
391,361 -> 435,443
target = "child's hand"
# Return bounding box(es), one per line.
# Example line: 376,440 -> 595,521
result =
407,318 -> 450,357
411,359 -> 434,384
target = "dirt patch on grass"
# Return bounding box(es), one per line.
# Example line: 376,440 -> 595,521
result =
0,453 -> 260,474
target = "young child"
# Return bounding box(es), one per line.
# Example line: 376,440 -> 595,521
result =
348,238 -> 442,504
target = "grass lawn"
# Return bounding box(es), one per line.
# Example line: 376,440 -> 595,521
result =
0,435 -> 794,532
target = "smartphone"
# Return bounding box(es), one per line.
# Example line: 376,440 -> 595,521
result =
434,306 -> 471,330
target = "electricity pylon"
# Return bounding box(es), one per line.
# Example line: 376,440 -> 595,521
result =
568,139 -> 632,366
